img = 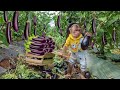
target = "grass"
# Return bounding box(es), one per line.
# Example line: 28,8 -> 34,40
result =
0,57 -> 42,79
0,54 -> 67,79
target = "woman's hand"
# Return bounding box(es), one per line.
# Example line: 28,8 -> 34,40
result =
85,32 -> 92,37
57,50 -> 71,60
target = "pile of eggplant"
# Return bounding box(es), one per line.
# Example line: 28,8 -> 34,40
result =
26,36 -> 55,56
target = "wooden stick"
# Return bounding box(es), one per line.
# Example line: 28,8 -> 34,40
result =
26,57 -> 43,64
26,53 -> 43,58
53,51 -> 76,60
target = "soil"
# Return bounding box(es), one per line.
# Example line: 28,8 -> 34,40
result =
0,41 -> 25,73
0,57 -> 18,69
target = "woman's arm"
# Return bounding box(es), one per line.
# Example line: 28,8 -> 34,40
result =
62,46 -> 69,54
62,36 -> 70,54
85,32 -> 92,37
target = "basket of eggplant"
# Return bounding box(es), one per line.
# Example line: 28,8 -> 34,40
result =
24,35 -> 55,66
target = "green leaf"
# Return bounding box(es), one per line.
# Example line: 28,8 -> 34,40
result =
98,17 -> 107,22
0,16 -> 4,24
106,15 -> 119,27
0,33 -> 9,46
86,23 -> 91,31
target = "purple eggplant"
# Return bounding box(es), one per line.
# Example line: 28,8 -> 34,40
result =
45,44 -> 49,48
45,48 -> 53,52
37,48 -> 44,51
48,37 -> 53,43
43,49 -> 47,53
59,29 -> 63,36
48,43 -> 52,47
24,21 -> 30,40
44,48 -> 49,53
48,43 -> 52,46
84,20 -> 87,31
30,48 -> 43,51
30,45 -> 41,49
49,40 -> 53,43
31,43 -> 45,48
13,11 -> 19,32
102,32 -> 107,45
50,45 -> 55,49
91,41 -> 95,49
6,22 -> 12,44
10,22 -> 13,42
10,21 -> 12,27
42,32 -> 46,37
31,40 -> 42,44
92,18 -> 96,34
48,37 -> 52,41
30,48 -> 43,52
84,71 -> 91,79
31,49 -> 45,55
34,26 -> 37,36
44,48 -> 50,53
33,16 -> 37,26
81,36 -> 91,50
57,15 -> 61,28
30,46 -> 44,50
112,28 -> 116,43
28,52 -> 44,56
48,48 -> 53,52
32,38 -> 46,43
52,42 -> 55,45
3,11 -> 8,22
49,43 -> 55,47
43,24 -> 46,30
46,39 -> 49,43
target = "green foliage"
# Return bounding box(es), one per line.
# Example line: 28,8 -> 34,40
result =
61,11 -> 120,54
52,55 -> 66,78
1,58 -> 41,79
0,11 -> 119,55
0,32 -> 9,47
15,64 -> 40,79
1,73 -> 18,79
24,34 -> 37,53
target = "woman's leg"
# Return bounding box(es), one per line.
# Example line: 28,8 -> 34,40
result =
67,62 -> 73,75
77,51 -> 87,76
65,53 -> 76,76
